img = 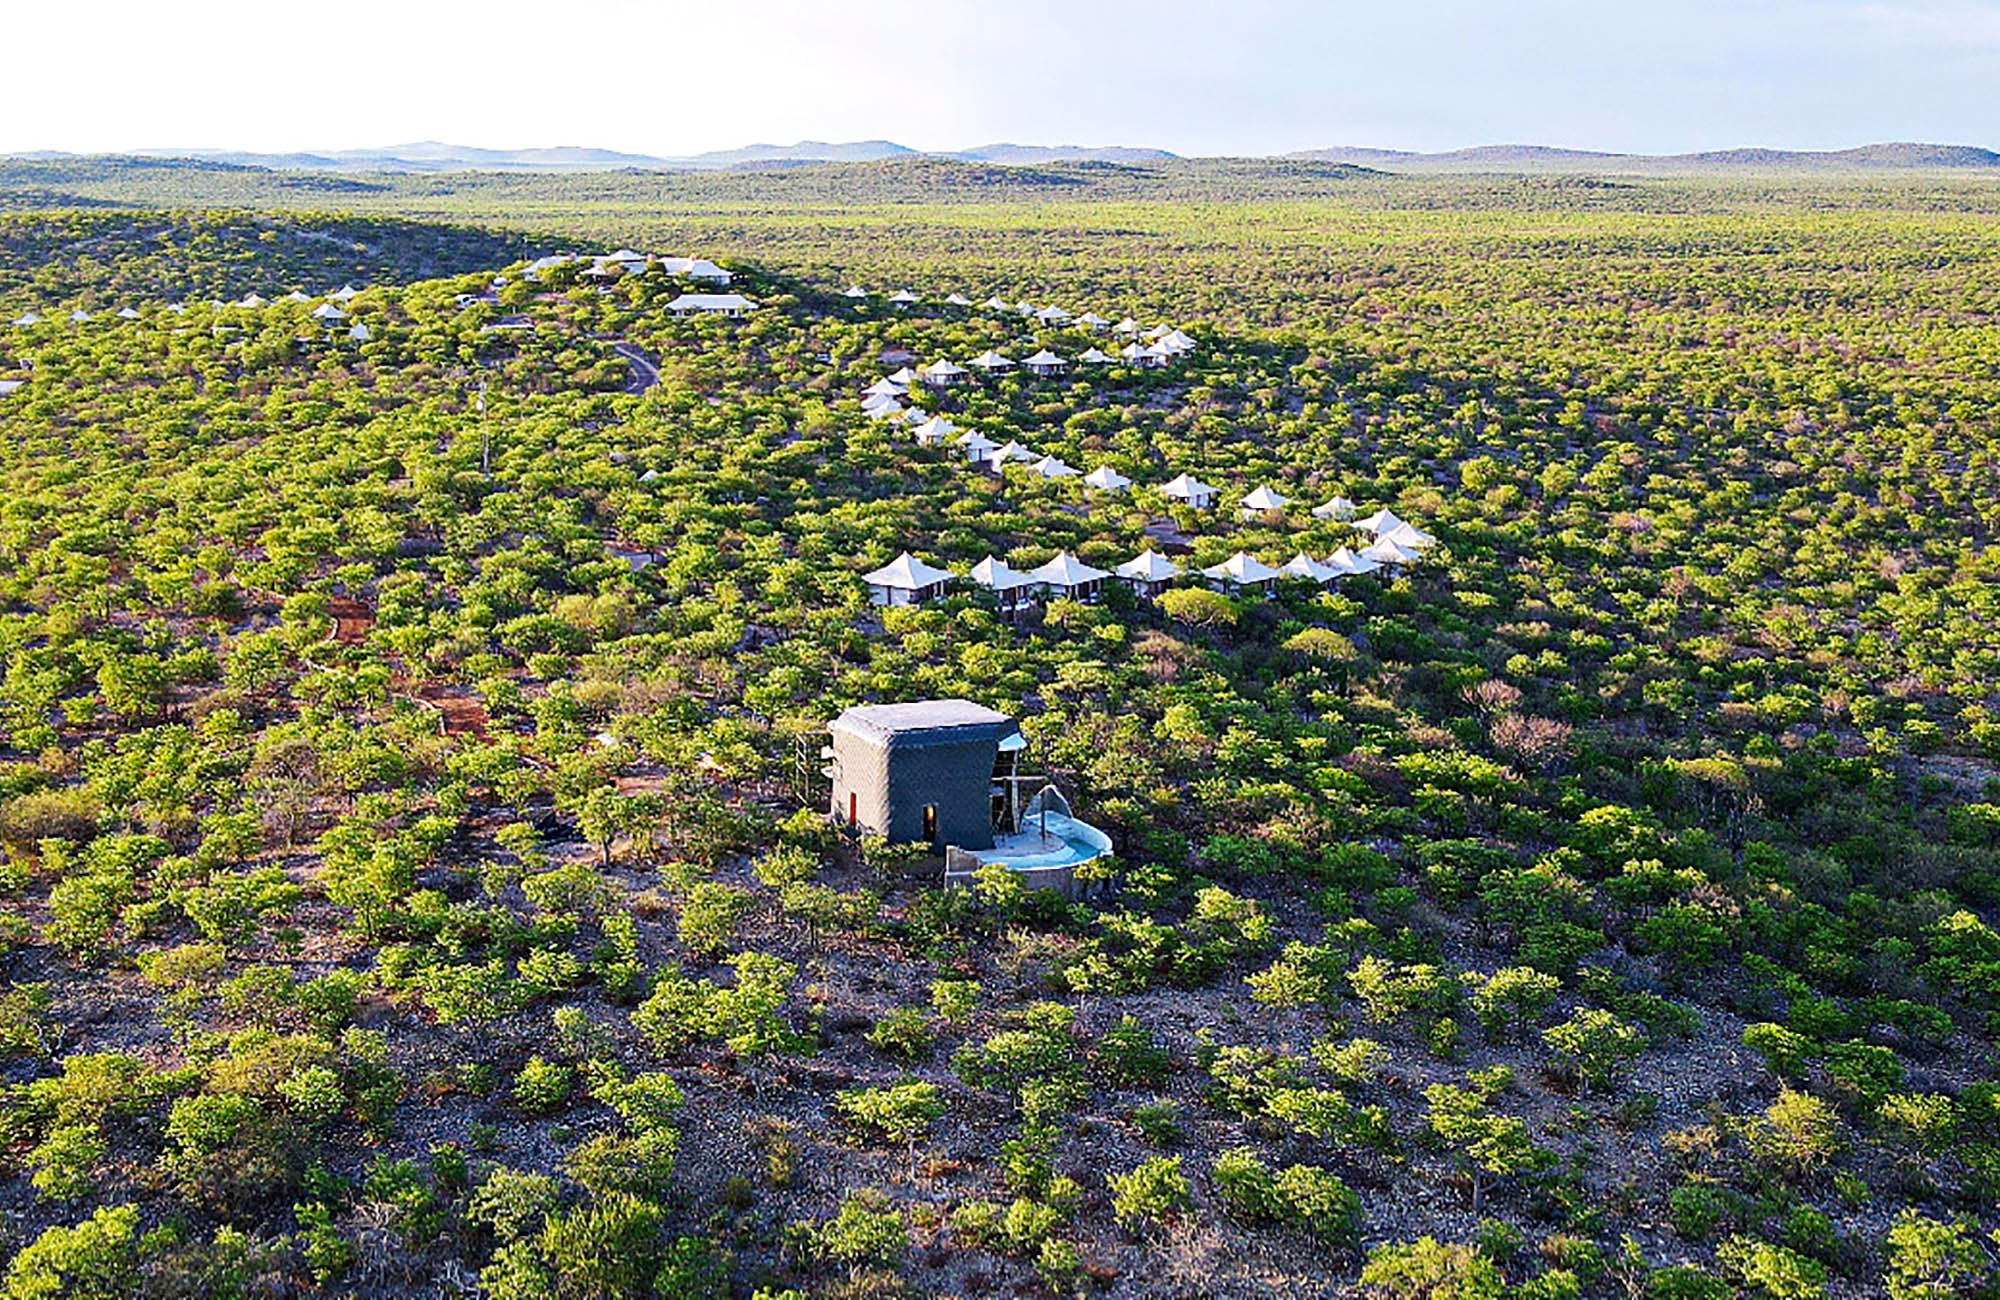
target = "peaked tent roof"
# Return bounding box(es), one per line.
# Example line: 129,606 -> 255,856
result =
972,555 -> 1039,592
945,293 -> 973,306
989,440 -> 1037,463
1077,347 -> 1113,363
913,415 -> 958,441
1311,496 -> 1357,520
1029,551 -> 1112,586
920,357 -> 967,376
1241,485 -> 1290,511
1325,546 -> 1380,575
1161,472 -> 1217,499
1283,552 -> 1338,583
667,293 -> 756,311
863,552 -> 955,590
1083,465 -> 1131,490
1023,348 -> 1066,366
968,349 -> 1015,369
1382,520 -> 1438,550
1203,552 -> 1283,584
1362,537 -> 1423,566
1116,549 -> 1183,582
1029,455 -> 1079,478
1354,507 -> 1405,536
843,285 -> 870,297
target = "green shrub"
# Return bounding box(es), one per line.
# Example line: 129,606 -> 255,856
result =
2,1204 -> 140,1300
1108,1155 -> 1190,1231
1359,1236 -> 1505,1300
512,1056 -> 574,1115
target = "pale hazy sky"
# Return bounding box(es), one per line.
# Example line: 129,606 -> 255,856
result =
8,0 -> 2000,157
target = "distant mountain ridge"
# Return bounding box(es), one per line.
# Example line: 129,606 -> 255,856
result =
1287,141 -> 2000,171
14,138 -> 1997,174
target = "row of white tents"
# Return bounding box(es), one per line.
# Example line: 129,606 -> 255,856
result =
841,287 -> 1179,342
524,250 -> 734,285
861,330 -> 1196,426
862,507 -> 1437,613
10,290 -> 375,341
857,406 -> 1441,557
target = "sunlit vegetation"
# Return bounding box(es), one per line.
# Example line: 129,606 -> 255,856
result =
0,165 -> 1997,1296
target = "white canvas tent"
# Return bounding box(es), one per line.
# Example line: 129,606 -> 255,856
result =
862,552 -> 955,606
968,350 -> 1015,373
913,414 -> 958,446
1022,348 -> 1067,376
1161,473 -> 1219,509
1115,549 -> 1182,597
1028,455 -> 1080,479
1354,507 -> 1406,536
1381,520 -> 1438,551
1324,546 -> 1381,577
1311,496 -> 1357,521
1361,537 -> 1424,568
955,430 -> 998,462
1083,465 -> 1131,492
1241,485 -> 1290,514
1202,551 -> 1282,595
1077,347 -> 1113,364
1029,551 -> 1111,601
918,358 -> 968,387
1282,553 -> 1338,584
971,556 -> 1040,612
667,293 -> 755,316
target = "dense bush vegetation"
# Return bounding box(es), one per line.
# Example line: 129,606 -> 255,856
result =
0,166 -> 1996,1296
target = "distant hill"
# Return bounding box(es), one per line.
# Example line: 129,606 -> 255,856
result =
16,137 -> 1999,177
129,141 -> 676,173
1288,141 -> 2000,172
676,140 -> 914,169
951,144 -> 1177,166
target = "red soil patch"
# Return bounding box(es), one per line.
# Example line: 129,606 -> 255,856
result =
325,596 -> 376,646
411,684 -> 491,740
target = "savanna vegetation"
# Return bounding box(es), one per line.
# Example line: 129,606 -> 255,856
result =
0,158 -> 1997,1298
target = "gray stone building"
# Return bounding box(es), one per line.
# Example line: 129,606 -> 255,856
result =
826,700 -> 1021,851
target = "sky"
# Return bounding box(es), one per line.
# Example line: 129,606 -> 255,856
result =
7,0 -> 2000,157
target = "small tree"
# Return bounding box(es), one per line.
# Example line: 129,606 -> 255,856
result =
1424,1068 -> 1554,1212
1471,967 -> 1560,1042
836,1080 -> 945,1180
1541,1008 -> 1646,1094
1744,1088 -> 1842,1181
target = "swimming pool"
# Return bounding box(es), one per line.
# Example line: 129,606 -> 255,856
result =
971,812 -> 1112,871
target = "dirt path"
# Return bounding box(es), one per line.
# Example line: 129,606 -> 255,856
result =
609,341 -> 660,393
